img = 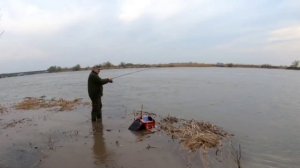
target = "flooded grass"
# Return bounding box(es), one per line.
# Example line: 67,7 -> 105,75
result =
0,102 -> 238,168
1,98 -> 235,167
2,118 -> 33,129
129,108 -> 232,152
0,105 -> 8,114
14,97 -> 89,111
160,116 -> 232,151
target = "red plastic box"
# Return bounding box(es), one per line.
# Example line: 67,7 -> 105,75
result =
140,116 -> 155,130
141,120 -> 155,130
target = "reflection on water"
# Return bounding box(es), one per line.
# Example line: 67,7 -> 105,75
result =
92,120 -> 109,165
130,130 -> 153,142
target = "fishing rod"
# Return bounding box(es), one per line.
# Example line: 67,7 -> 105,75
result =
112,67 -> 157,79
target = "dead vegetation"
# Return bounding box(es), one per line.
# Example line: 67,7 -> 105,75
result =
233,144 -> 242,168
132,111 -> 157,118
0,105 -> 8,114
160,116 -> 232,151
14,97 -> 88,111
2,118 -> 32,129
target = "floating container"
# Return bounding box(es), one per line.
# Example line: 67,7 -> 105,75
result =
141,116 -> 155,130
129,115 -> 155,131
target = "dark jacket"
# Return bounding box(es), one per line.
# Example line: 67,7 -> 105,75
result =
88,71 -> 110,99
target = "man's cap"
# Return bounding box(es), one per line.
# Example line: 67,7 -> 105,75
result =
92,65 -> 103,70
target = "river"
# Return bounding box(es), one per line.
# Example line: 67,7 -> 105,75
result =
0,67 -> 299,168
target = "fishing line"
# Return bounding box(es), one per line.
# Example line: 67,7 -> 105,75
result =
112,67 -> 157,79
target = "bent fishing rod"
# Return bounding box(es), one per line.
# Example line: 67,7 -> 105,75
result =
111,67 -> 158,79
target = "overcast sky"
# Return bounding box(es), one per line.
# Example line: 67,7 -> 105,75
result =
0,0 -> 300,73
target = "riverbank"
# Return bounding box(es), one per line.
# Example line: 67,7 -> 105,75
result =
0,97 -> 238,168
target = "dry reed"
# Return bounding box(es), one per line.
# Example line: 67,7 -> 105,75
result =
14,97 -> 87,111
160,116 -> 231,151
0,105 -> 8,113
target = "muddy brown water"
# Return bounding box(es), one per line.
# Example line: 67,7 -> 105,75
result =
1,67 -> 300,168
0,106 -> 235,168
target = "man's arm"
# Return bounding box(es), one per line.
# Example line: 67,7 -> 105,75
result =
93,74 -> 112,85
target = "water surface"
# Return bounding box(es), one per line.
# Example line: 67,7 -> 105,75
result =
1,67 -> 299,168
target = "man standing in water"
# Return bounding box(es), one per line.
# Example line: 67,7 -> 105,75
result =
88,66 -> 113,122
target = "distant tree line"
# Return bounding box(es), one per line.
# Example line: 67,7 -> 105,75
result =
47,61 -> 152,73
47,64 -> 88,73
46,60 -> 300,73
47,66 -> 62,72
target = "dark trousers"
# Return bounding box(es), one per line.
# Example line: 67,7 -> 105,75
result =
91,97 -> 102,121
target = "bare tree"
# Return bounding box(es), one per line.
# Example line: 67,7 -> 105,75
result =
291,60 -> 299,68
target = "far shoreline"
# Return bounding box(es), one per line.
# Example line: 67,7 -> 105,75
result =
0,62 -> 299,79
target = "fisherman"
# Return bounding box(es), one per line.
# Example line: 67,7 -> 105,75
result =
88,65 -> 113,122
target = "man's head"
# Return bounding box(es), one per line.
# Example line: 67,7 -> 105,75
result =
92,65 -> 102,74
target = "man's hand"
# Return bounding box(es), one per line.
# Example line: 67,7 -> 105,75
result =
108,78 -> 113,83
